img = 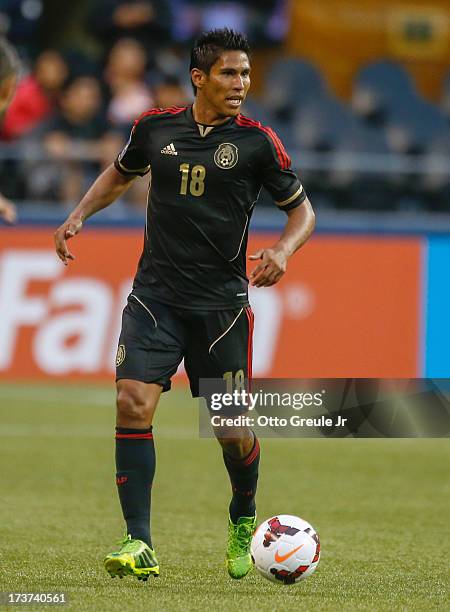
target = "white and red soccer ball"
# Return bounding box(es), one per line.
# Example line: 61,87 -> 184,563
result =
251,515 -> 320,584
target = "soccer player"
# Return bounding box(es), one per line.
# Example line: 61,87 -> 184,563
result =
54,28 -> 315,581
0,37 -> 18,224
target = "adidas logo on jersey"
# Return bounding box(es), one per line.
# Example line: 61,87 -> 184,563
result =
161,143 -> 178,155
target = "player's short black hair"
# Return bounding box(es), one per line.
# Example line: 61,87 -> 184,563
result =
189,28 -> 251,94
0,37 -> 19,83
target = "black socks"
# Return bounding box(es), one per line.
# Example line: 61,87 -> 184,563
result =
223,436 -> 260,523
115,427 -> 155,547
115,427 -> 259,541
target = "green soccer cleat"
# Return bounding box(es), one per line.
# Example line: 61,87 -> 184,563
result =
104,535 -> 159,581
226,515 -> 257,579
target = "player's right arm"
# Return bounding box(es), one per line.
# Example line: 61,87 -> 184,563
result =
0,192 -> 17,224
54,114 -> 152,265
54,164 -> 136,265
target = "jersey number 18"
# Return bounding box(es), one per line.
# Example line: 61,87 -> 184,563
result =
179,163 -> 206,197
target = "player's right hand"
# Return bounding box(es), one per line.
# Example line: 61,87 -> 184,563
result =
0,194 -> 17,224
54,217 -> 83,265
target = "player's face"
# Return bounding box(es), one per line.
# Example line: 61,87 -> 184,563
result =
201,51 -> 251,117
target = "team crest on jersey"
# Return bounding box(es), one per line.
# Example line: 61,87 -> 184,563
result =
214,143 -> 238,170
116,344 -> 126,367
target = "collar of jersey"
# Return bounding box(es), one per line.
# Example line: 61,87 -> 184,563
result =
186,105 -> 235,131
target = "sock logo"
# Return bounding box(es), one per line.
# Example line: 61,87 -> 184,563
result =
116,475 -> 128,485
232,485 -> 254,496
115,344 -> 126,367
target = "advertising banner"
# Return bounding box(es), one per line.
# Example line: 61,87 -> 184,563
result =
0,228 -> 421,381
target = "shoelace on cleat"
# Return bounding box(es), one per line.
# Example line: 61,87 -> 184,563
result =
228,521 -> 253,557
117,535 -> 145,555
117,534 -> 132,547
117,536 -> 157,569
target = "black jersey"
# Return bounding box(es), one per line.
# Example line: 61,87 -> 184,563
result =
114,105 -> 306,310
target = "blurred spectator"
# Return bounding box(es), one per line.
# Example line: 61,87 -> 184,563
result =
153,76 -> 190,108
1,49 -> 68,140
26,76 -> 121,203
45,76 -> 109,143
104,38 -> 153,129
89,0 -> 172,55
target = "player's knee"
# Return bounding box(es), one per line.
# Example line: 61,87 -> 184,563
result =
217,431 -> 254,459
116,385 -> 154,425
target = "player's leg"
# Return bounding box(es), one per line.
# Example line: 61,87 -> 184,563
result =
106,380 -> 162,580
185,306 -> 258,578
217,424 -> 259,580
105,295 -> 185,581
216,428 -> 259,525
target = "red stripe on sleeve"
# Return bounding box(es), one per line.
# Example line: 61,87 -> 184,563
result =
266,126 -> 291,169
235,115 -> 290,169
236,116 -> 283,165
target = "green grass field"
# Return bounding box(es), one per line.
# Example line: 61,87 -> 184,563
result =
0,383 -> 449,611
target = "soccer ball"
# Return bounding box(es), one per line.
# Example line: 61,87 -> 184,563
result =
250,515 -> 320,584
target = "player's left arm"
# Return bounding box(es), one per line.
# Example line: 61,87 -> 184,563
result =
250,197 -> 315,287
250,131 -> 315,287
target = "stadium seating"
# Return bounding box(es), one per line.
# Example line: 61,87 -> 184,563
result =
241,96 -> 272,125
263,58 -> 328,122
422,130 -> 450,210
351,60 -> 419,125
441,71 -> 450,123
385,99 -> 448,155
292,95 -> 358,152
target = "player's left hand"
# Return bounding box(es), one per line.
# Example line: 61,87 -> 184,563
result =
249,247 -> 287,287
54,216 -> 83,265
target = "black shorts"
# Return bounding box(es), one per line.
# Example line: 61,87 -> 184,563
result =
115,293 -> 254,397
